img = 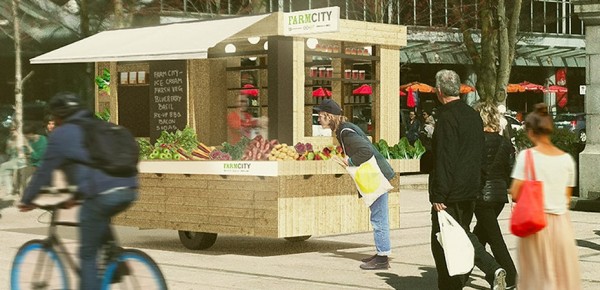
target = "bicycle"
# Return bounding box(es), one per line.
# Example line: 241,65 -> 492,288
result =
10,188 -> 168,290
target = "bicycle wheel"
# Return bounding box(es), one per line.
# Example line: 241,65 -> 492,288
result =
101,249 -> 167,290
11,239 -> 69,290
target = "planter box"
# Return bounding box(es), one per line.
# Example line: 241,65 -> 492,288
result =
114,159 -> 420,238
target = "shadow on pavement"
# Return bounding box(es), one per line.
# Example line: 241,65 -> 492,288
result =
123,233 -> 371,257
376,267 -> 437,290
577,239 -> 600,251
376,268 -> 489,290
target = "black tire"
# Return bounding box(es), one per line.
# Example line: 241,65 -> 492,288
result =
284,235 -> 311,242
178,231 -> 217,250
11,239 -> 69,290
101,248 -> 167,290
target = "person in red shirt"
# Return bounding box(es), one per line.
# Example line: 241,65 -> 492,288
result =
227,94 -> 258,144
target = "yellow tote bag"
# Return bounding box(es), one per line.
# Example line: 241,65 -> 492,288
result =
345,155 -> 394,206
338,128 -> 394,206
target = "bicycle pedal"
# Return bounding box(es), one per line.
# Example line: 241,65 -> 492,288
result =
110,262 -> 131,284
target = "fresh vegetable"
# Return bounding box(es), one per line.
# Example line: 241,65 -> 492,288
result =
209,150 -> 232,160
374,137 -> 426,159
242,135 -> 278,161
221,137 -> 250,160
377,139 -> 391,159
269,143 -> 298,161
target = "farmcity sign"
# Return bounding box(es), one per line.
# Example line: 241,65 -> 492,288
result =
283,7 -> 340,36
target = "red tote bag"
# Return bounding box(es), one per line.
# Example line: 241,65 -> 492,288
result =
510,149 -> 547,237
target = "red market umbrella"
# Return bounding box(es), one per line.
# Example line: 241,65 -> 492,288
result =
312,87 -> 332,97
544,85 -> 568,93
352,84 -> 372,95
240,84 -> 259,97
460,84 -> 476,94
399,89 -> 407,97
557,92 -> 568,108
400,82 -> 435,93
519,81 -> 544,92
406,87 -> 416,108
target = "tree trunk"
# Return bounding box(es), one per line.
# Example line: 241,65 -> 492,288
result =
12,0 -> 25,164
113,0 -> 124,29
449,0 -> 523,106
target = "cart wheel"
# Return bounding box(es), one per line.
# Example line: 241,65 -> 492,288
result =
284,235 -> 311,242
178,231 -> 217,250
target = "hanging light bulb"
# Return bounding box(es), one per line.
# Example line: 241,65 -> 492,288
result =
263,41 -> 269,51
249,57 -> 257,61
225,44 -> 236,53
248,37 -> 260,44
306,38 -> 319,49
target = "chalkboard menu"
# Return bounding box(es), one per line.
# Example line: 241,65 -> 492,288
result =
149,60 -> 188,142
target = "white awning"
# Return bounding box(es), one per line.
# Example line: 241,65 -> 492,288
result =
30,14 -> 269,64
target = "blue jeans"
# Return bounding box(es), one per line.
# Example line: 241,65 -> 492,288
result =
79,188 -> 137,290
370,192 -> 391,256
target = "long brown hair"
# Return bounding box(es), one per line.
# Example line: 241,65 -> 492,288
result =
320,112 -> 347,133
474,102 -> 500,132
525,103 -> 554,136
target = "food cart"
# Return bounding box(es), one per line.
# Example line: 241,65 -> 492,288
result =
31,8 -> 416,249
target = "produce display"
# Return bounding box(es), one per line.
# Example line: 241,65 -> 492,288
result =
241,135 -> 279,160
268,144 -> 298,161
374,137 -> 426,159
138,129 -> 423,161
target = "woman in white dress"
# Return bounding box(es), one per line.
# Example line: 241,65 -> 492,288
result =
509,103 -> 581,290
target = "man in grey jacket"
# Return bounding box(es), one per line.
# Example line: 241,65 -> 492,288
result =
19,92 -> 138,290
429,70 -> 507,290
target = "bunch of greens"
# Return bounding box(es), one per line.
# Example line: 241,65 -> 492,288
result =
374,137 -> 426,159
95,108 -> 111,122
154,126 -> 198,153
137,138 -> 153,159
95,68 -> 111,93
221,136 -> 250,160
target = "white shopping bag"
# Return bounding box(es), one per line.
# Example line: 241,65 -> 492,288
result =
436,210 -> 474,276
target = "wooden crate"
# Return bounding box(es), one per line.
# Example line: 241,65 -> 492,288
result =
114,159 -> 419,238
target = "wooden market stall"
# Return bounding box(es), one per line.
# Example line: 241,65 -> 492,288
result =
30,8 -> 415,249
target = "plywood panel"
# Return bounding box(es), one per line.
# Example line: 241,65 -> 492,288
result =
115,162 -> 411,238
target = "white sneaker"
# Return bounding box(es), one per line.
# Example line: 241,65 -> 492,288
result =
493,268 -> 507,290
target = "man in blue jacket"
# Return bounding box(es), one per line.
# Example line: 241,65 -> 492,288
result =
428,70 -> 507,290
19,92 -> 138,290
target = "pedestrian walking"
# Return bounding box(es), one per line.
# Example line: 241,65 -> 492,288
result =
406,111 -> 421,144
474,103 -> 517,289
315,99 -> 394,270
428,70 -> 506,290
509,103 -> 582,290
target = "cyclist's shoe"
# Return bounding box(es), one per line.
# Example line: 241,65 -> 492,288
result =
110,262 -> 131,284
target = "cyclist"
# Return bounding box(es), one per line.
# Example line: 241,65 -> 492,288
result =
18,91 -> 138,290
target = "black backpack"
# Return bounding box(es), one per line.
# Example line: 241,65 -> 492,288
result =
69,118 -> 139,177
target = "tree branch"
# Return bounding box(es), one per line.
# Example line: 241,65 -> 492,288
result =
449,0 -> 480,68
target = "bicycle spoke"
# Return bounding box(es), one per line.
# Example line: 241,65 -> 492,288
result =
11,240 -> 69,290
101,249 -> 167,290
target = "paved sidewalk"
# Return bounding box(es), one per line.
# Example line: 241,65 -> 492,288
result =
1,186 -> 599,289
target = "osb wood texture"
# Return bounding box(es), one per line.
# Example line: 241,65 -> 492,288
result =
114,164 -> 409,238
375,47 -> 401,143
277,174 -> 400,238
188,59 -> 228,145
299,19 -> 407,47
114,174 -> 280,237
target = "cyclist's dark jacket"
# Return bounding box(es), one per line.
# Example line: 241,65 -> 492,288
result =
22,110 -> 138,204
